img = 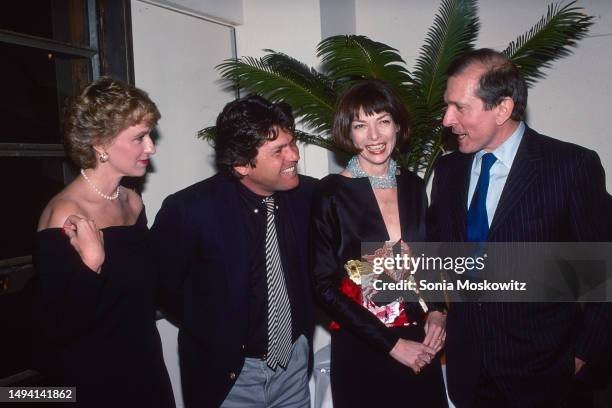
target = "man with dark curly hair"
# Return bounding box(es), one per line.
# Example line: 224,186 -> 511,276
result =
151,95 -> 316,408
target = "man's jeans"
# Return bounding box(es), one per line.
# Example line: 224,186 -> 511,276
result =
221,335 -> 310,408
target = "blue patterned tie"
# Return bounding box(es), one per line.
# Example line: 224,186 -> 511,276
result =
467,153 -> 497,242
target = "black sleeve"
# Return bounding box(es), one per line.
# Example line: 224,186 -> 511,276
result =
150,193 -> 194,325
309,183 -> 400,353
35,231 -> 111,344
569,150 -> 612,362
427,158 -> 445,243
413,175 -> 447,315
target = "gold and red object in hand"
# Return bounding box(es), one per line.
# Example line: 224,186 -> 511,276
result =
330,241 -> 427,330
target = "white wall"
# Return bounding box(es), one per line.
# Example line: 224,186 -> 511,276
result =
320,0 -> 356,173
236,0 -> 331,180
131,2 -> 236,406
137,0 -> 244,24
131,0 -> 236,220
320,0 -> 356,39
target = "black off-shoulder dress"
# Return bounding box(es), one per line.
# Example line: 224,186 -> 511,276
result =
310,172 -> 448,408
33,210 -> 175,408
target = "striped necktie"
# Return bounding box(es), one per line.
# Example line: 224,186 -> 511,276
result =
263,196 -> 293,370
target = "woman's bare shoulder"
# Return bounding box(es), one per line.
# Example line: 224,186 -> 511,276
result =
38,187 -> 87,231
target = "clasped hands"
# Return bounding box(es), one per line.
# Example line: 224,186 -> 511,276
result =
389,310 -> 446,374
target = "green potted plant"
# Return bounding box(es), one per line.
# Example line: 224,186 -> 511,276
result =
199,0 -> 593,183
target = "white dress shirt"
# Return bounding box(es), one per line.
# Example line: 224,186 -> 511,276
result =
467,121 -> 525,226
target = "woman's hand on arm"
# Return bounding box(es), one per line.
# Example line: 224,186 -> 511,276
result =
63,215 -> 105,273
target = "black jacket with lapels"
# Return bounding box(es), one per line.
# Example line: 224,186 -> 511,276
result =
428,126 -> 612,407
150,173 -> 316,408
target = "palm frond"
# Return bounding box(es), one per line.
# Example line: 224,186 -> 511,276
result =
294,129 -> 342,152
197,125 -> 216,141
317,35 -> 412,97
504,1 -> 593,87
412,0 -> 479,107
217,52 -> 336,133
406,0 -> 479,175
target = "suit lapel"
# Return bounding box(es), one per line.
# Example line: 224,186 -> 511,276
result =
213,177 -> 250,312
277,191 -> 300,303
488,128 -> 542,238
397,172 -> 409,239
454,154 -> 474,241
397,172 -> 419,241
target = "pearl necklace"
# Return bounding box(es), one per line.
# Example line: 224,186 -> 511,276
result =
80,169 -> 120,200
346,155 -> 398,189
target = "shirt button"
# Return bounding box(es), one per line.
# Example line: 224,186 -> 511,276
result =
262,353 -> 268,360
229,372 -> 236,380
241,344 -> 245,350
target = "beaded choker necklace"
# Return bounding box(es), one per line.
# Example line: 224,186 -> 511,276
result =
346,155 -> 397,189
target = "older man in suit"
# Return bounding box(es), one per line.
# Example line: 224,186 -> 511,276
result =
151,95 -> 315,408
428,48 -> 612,407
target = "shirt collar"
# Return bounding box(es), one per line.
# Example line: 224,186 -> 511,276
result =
474,121 -> 525,170
236,180 -> 273,207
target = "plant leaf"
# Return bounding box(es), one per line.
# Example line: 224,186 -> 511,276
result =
504,1 -> 594,87
408,0 -> 480,174
412,0 -> 479,107
294,129 -> 342,152
197,125 -> 216,141
317,35 -> 413,98
217,52 -> 336,133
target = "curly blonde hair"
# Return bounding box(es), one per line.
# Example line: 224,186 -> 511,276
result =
63,76 -> 160,169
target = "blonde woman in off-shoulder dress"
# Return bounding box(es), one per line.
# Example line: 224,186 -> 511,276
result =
35,77 -> 174,408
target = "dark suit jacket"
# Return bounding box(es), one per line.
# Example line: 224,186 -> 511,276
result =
428,126 -> 612,407
150,173 -> 316,408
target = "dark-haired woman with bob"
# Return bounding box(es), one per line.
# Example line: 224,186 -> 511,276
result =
34,77 -> 174,407
310,80 -> 448,407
